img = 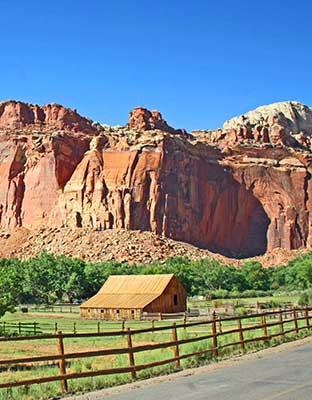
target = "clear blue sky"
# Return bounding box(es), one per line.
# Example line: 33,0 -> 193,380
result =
1,0 -> 311,131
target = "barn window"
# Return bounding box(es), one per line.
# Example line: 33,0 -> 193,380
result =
131,310 -> 135,315
173,294 -> 178,306
116,309 -> 120,314
101,309 -> 104,313
88,308 -> 90,313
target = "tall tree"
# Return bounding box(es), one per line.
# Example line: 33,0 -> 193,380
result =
0,258 -> 23,317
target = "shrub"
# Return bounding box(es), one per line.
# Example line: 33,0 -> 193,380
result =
206,289 -> 229,299
298,291 -> 311,306
234,306 -> 249,316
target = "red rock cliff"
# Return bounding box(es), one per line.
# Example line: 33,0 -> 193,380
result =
0,100 -> 98,134
1,100 -> 312,258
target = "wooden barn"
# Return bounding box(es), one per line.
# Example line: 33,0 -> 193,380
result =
80,274 -> 186,320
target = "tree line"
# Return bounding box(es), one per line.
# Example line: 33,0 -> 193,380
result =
1,251 -> 312,317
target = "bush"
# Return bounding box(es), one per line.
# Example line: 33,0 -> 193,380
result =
298,291 -> 311,306
206,289 -> 229,299
234,306 -> 249,316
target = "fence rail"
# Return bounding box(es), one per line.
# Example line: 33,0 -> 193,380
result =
0,321 -> 41,335
24,304 -> 80,314
1,312 -> 201,336
0,306 -> 311,392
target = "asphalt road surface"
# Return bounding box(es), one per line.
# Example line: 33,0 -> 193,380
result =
69,339 -> 312,400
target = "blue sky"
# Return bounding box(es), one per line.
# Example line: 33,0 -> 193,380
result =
0,0 -> 311,131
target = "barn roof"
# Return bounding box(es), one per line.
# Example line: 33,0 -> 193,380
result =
81,274 -> 175,309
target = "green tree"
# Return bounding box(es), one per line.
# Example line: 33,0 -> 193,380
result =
0,258 -> 23,317
23,252 -> 58,303
52,255 -> 86,303
241,261 -> 270,291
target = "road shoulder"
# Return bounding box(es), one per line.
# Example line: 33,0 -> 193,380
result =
64,335 -> 312,400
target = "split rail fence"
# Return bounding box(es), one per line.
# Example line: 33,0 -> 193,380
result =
0,321 -> 41,335
0,306 -> 311,393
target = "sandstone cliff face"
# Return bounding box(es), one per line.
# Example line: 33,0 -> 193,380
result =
1,100 -> 312,258
0,100 -> 98,134
193,101 -> 312,148
129,107 -> 186,135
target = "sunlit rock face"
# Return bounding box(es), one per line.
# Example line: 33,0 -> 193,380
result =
1,100 -> 312,258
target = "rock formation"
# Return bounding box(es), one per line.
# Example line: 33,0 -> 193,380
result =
1,99 -> 312,258
0,100 -> 98,134
129,107 -> 186,135
193,101 -> 312,148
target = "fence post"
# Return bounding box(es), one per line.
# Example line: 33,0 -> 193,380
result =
237,318 -> 245,350
73,322 -> 76,335
18,322 -> 21,335
293,307 -> 299,334
262,315 -> 268,338
152,320 -> 155,332
183,313 -> 187,330
305,305 -> 310,328
159,312 -> 163,321
57,331 -> 68,393
211,311 -> 219,357
127,328 -> 136,379
34,322 -> 37,336
218,317 -> 222,334
3,321 -> 5,334
122,320 -> 125,331
278,309 -> 284,336
97,321 -> 101,333
54,322 -> 58,334
172,323 -> 180,368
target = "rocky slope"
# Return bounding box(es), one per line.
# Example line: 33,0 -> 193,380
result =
0,226 -> 305,267
1,99 -> 312,260
0,227 -> 234,265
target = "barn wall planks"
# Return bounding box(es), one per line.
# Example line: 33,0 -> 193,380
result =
144,276 -> 186,314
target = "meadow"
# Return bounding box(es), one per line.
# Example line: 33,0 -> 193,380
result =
0,250 -> 311,400
0,303 -> 311,400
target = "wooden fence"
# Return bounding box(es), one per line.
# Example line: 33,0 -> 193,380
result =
142,311 -> 199,320
3,312 -> 197,336
22,304 -> 80,314
0,321 -> 41,335
0,306 -> 311,393
2,319 -> 170,336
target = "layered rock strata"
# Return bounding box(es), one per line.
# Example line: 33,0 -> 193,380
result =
1,99 -> 312,258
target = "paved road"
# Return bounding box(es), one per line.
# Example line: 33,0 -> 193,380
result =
70,341 -> 312,400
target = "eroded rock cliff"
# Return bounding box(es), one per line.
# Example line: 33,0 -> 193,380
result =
1,99 -> 312,258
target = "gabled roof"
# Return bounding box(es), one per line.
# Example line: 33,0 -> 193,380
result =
81,274 -> 175,309
99,274 -> 175,295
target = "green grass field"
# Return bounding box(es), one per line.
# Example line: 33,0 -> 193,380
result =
1,309 -> 173,336
188,293 -> 300,309
0,297 -> 307,400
